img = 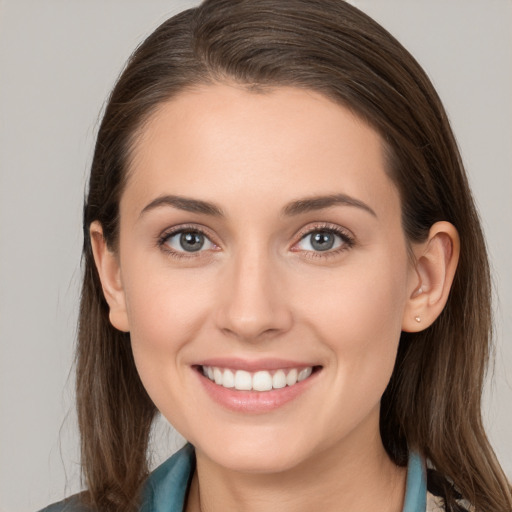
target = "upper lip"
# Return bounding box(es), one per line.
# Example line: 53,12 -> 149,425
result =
196,358 -> 320,372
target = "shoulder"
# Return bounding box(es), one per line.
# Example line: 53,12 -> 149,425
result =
37,444 -> 195,512
37,495 -> 90,512
426,468 -> 474,512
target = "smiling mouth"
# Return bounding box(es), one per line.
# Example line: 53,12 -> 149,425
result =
199,365 -> 321,392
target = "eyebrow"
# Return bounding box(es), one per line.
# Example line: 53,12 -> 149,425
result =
139,195 -> 224,218
282,194 -> 377,217
139,192 -> 376,219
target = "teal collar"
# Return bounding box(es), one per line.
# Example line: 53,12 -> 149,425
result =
142,444 -> 427,512
141,443 -> 196,512
403,452 -> 427,512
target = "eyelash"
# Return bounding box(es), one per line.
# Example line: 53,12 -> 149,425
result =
157,224 -> 217,260
156,222 -> 355,261
293,223 -> 355,260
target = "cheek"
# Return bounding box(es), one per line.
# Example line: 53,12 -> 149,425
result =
297,250 -> 409,395
124,262 -> 213,345
120,262 -> 216,405
123,270 -> 216,436
300,250 -> 407,337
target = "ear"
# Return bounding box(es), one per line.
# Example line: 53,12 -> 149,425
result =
90,221 -> 130,332
402,221 -> 460,332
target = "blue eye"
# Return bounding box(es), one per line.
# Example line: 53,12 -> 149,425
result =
162,230 -> 216,253
158,225 -> 352,259
296,229 -> 351,252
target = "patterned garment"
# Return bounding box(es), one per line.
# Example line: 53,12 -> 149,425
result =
426,469 -> 474,512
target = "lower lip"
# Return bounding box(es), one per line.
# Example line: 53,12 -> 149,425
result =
195,368 -> 320,413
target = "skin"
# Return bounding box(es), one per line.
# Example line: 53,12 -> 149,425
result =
91,84 -> 459,512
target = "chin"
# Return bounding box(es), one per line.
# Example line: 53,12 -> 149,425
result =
192,426 -> 318,474
210,447 -> 306,474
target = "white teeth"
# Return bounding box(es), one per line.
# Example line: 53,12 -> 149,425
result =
298,367 -> 312,382
213,367 -> 223,385
286,368 -> 298,386
252,371 -> 273,391
234,370 -> 252,390
272,370 -> 287,389
223,369 -> 235,388
202,365 -> 314,391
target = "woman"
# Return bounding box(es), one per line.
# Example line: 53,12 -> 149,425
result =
41,0 -> 512,511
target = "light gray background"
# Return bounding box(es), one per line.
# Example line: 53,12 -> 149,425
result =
0,1 -> 510,511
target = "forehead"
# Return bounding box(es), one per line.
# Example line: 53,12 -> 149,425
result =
123,84 -> 400,222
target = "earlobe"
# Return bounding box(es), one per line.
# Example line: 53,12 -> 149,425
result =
89,221 -> 130,332
402,221 -> 460,333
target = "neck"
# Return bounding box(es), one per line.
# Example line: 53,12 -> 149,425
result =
185,419 -> 407,512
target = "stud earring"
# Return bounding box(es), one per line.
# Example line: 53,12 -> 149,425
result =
415,316 -> 421,323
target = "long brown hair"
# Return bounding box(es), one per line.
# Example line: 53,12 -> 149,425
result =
76,1 -> 512,510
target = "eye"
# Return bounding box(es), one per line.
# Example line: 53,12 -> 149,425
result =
294,226 -> 354,254
161,229 -> 216,254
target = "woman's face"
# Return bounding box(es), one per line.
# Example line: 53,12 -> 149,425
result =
112,84 -> 419,472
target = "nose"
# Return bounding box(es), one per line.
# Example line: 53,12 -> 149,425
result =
214,247 -> 293,342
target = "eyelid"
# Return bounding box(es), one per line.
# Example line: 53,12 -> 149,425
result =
157,223 -> 220,256
295,221 -> 353,238
291,222 -> 356,255
156,221 -> 355,259
158,223 -> 216,241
